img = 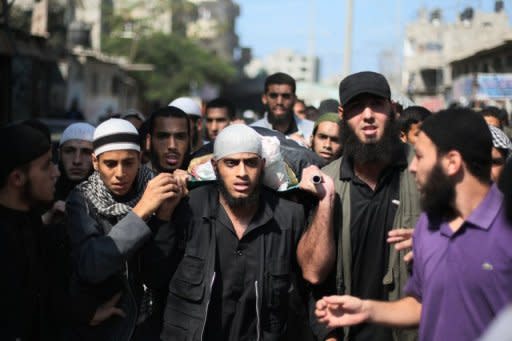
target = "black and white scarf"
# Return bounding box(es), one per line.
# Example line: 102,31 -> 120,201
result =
79,165 -> 154,218
79,165 -> 156,322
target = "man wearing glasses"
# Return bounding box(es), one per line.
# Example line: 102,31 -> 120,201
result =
252,72 -> 314,147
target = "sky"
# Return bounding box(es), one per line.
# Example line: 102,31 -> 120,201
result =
235,0 -> 512,82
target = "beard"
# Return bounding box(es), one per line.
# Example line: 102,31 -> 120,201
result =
267,105 -> 293,126
21,178 -> 53,211
341,115 -> 401,165
420,162 -> 457,224
216,170 -> 261,209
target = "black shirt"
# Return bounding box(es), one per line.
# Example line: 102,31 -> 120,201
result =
339,149 -> 407,341
0,205 -> 52,340
204,199 -> 273,341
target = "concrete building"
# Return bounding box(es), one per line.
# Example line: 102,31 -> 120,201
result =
113,0 -> 173,36
186,0 -> 240,62
71,0 -> 113,51
110,0 -> 239,62
245,48 -> 320,83
403,2 -> 512,110
62,46 -> 151,123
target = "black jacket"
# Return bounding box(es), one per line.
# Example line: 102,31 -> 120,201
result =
0,205 -> 61,341
161,184 -> 305,341
66,188 -> 175,341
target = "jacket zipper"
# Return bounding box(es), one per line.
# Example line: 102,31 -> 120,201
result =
200,272 -> 216,341
255,281 -> 261,341
125,261 -> 136,341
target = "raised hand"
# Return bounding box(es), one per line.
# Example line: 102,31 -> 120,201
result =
133,173 -> 183,220
316,295 -> 369,329
41,200 -> 67,225
299,165 -> 335,200
387,228 -> 414,263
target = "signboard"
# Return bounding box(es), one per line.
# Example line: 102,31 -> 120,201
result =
453,73 -> 512,101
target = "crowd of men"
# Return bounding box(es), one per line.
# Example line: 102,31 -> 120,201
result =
1,70 -> 512,341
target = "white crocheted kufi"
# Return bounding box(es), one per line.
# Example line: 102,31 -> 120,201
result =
168,97 -> 202,117
213,124 -> 262,161
59,122 -> 95,146
93,119 -> 140,156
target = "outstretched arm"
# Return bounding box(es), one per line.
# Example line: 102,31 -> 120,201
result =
297,165 -> 336,285
316,295 -> 421,329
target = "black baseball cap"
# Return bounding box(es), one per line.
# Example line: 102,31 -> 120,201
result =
339,71 -> 391,106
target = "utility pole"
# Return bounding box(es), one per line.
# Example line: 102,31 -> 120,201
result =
343,0 -> 353,77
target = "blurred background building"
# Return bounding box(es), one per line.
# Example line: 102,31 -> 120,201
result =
403,0 -> 512,111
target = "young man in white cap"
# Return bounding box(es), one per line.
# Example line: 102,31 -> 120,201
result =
169,96 -> 204,152
67,118 -> 186,340
55,122 -> 95,200
161,124 -> 322,340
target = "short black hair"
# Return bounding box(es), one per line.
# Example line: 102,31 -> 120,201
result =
264,72 -> 296,93
22,119 -> 51,143
480,106 -> 507,128
148,106 -> 190,136
205,98 -> 236,120
398,106 -> 431,134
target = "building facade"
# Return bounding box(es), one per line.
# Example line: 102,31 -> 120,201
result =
403,2 -> 512,110
245,48 -> 320,83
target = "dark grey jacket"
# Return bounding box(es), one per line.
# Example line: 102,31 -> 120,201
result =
161,184 -> 305,341
67,188 -> 174,341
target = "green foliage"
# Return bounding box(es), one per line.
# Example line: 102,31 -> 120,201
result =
103,32 -> 235,103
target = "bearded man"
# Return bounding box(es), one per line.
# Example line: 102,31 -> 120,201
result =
161,124 -> 327,341
0,124 -> 61,340
297,71 -> 421,341
314,108 -> 512,341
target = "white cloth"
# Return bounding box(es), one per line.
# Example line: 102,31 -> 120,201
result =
251,112 -> 314,141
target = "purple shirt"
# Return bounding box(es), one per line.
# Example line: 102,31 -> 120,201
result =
405,185 -> 512,341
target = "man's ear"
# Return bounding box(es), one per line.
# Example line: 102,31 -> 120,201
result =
442,150 -> 463,176
10,169 -> 27,188
146,133 -> 151,152
400,131 -> 407,143
261,93 -> 268,106
338,105 -> 344,120
92,153 -> 99,171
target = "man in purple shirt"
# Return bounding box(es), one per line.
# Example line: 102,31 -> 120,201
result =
314,108 -> 512,341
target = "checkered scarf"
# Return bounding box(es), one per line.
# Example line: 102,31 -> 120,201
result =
79,165 -> 154,218
489,125 -> 512,157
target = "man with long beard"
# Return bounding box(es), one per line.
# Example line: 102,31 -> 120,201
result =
297,71 -> 421,341
314,108 -> 512,341
161,124 -> 323,340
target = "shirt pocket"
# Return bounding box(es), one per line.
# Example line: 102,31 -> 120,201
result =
266,260 -> 291,309
169,254 -> 205,302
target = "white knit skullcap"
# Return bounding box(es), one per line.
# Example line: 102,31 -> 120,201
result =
214,124 -> 262,160
59,122 -> 95,146
168,97 -> 202,117
93,118 -> 140,156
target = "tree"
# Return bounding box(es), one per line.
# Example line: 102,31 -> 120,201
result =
103,30 -> 235,104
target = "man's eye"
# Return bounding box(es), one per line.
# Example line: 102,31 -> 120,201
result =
224,160 -> 238,167
245,159 -> 259,167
